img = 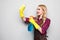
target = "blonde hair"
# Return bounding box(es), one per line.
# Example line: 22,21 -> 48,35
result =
38,4 -> 47,26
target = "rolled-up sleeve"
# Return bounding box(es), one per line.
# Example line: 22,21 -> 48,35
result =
24,17 -> 29,23
41,18 -> 51,34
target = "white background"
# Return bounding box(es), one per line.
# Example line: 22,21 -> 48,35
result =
0,0 -> 60,40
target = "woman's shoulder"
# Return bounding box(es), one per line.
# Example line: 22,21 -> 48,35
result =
46,18 -> 51,22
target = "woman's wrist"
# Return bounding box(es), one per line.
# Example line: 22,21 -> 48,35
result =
22,17 -> 26,21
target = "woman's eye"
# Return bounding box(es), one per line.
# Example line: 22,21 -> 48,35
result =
37,9 -> 40,10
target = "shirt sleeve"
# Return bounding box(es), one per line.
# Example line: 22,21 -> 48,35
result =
41,18 -> 51,34
24,16 -> 35,23
24,17 -> 29,23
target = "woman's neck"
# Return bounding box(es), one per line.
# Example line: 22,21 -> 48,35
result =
37,15 -> 42,20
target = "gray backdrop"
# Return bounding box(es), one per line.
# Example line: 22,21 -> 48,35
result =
0,0 -> 60,40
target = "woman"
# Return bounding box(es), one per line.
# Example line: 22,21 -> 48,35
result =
19,4 -> 51,40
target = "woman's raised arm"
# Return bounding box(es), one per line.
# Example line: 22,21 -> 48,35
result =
19,5 -> 29,23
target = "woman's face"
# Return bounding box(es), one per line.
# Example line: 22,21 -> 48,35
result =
36,6 -> 43,16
